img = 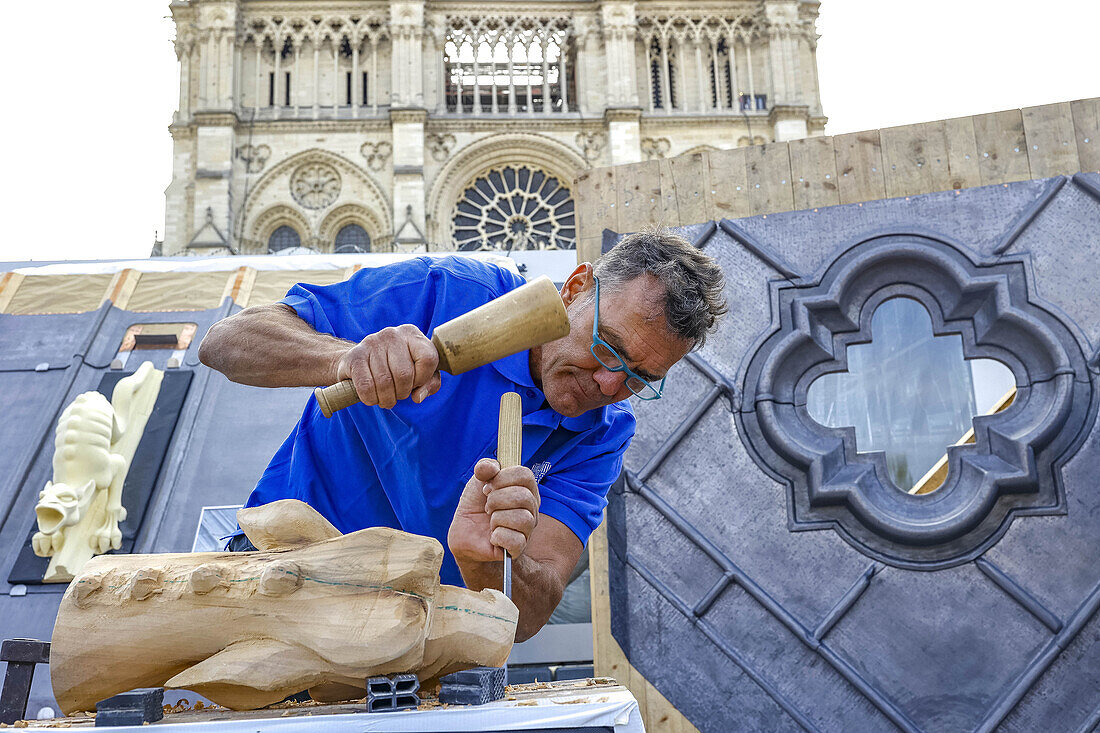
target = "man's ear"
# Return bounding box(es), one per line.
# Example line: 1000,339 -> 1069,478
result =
560,263 -> 594,307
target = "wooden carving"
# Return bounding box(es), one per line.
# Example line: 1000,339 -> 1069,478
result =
49,499 -> 518,714
32,361 -> 164,582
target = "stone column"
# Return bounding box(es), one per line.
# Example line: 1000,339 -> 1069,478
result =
174,36 -> 193,122
390,0 -> 425,108
599,0 -> 639,108
605,108 -> 641,165
352,40 -> 360,116
190,113 -> 236,250
390,109 -> 427,250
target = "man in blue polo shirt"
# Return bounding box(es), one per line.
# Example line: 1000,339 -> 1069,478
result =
199,229 -> 726,640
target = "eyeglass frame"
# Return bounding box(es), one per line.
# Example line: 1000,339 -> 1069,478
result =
589,275 -> 666,401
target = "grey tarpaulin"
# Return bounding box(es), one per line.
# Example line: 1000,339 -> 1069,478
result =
607,174 -> 1100,732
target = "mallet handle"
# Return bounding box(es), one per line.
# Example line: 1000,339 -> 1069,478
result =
313,275 -> 568,417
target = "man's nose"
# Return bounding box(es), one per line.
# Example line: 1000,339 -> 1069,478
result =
592,367 -> 628,396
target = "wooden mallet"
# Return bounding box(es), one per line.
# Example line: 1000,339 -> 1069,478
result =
313,275 -> 570,417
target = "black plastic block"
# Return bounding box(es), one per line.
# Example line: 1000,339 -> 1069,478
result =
439,666 -> 507,706
366,674 -> 419,713
0,639 -> 50,725
95,687 -> 164,727
555,664 -> 595,681
505,665 -> 553,684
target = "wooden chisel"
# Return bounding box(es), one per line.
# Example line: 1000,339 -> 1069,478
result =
497,391 -> 522,678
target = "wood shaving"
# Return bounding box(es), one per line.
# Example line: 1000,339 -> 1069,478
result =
517,700 -> 538,706
551,698 -> 589,705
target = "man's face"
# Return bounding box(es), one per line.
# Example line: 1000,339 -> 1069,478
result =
532,265 -> 693,418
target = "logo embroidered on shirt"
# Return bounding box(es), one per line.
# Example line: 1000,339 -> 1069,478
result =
530,461 -> 552,483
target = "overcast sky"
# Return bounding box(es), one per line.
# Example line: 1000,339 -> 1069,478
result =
2,0 -> 1097,263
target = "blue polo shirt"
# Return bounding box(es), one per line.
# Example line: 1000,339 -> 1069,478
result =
242,256 -> 636,587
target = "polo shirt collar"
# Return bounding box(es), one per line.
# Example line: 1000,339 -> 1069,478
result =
491,350 -> 608,432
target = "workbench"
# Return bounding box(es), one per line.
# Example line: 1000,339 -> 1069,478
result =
7,680 -> 643,732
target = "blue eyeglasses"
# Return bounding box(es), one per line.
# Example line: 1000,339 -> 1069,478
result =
590,276 -> 665,400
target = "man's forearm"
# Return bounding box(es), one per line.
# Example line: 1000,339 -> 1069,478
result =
457,553 -> 566,643
198,304 -> 353,388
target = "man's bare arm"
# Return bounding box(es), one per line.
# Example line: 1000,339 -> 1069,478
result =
198,304 -> 351,388
199,304 -> 443,407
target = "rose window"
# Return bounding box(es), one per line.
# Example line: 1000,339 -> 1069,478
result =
290,163 -> 341,210
452,165 -> 576,251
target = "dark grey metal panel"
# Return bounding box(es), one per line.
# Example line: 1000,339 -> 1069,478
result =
0,308 -> 107,371
141,374 -> 311,554
608,175 -> 1100,732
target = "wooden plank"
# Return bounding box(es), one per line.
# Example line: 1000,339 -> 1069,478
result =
745,142 -> 795,214
578,236 -> 604,266
880,121 -> 953,198
573,170 -> 598,243
788,136 -> 840,210
617,159 -> 664,232
645,679 -> 684,733
943,116 -> 983,190
101,268 -> 142,310
972,109 -> 1030,185
1070,98 -> 1100,172
0,272 -> 26,314
220,267 -> 258,307
575,168 -> 619,243
1022,102 -> 1081,178
589,521 -> 700,732
666,152 -> 710,225
833,131 -> 886,205
589,523 -> 631,685
705,147 -> 752,221
657,159 -> 681,227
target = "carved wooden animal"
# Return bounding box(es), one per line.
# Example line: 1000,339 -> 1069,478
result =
49,500 -> 518,714
33,362 -> 163,582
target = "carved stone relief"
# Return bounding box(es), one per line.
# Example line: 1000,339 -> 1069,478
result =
290,162 -> 342,209
427,133 -> 457,162
236,144 -> 271,173
360,141 -> 393,172
641,137 -> 671,160
575,132 -> 606,166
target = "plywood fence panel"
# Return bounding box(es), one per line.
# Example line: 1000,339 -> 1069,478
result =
833,131 -> 887,205
576,167 -> 620,264
880,120 -> 953,198
746,142 -> 795,214
1071,98 -> 1100,172
666,153 -> 710,226
705,147 -> 752,221
788,136 -> 840,210
972,108 -> 1031,185
943,116 -> 983,190
574,99 -> 1097,252
1023,102 -> 1082,177
657,159 -> 681,227
617,159 -> 664,232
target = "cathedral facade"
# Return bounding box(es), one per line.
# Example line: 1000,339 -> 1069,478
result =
163,0 -> 826,256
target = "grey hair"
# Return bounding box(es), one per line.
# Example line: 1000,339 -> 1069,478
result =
592,226 -> 728,348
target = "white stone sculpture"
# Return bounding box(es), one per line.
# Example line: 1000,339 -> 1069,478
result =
32,361 -> 164,583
